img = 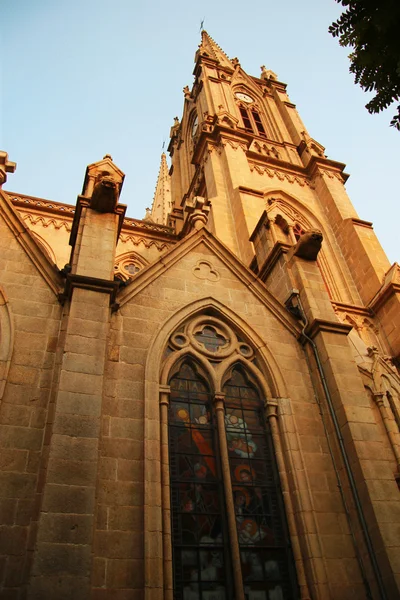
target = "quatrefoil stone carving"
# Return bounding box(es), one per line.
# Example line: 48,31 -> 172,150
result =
192,260 -> 220,282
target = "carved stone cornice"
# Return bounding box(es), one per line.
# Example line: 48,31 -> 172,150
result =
9,191 -> 75,217
331,301 -> 372,318
306,155 -> 349,184
122,217 -> 175,236
192,124 -> 252,165
248,161 -> 312,188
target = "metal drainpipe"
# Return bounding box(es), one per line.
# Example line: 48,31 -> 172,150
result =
293,292 -> 388,600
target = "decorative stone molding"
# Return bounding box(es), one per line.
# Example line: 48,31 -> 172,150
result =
249,162 -> 313,188
250,140 -> 280,158
192,259 -> 220,282
21,212 -> 72,232
123,217 -> 174,235
114,251 -> 149,281
10,193 -> 76,215
183,196 -> 210,231
320,169 -> 344,183
266,197 -> 309,230
118,234 -> 171,252
215,108 -> 239,130
216,138 -> 247,153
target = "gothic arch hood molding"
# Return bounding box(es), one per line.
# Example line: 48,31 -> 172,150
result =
143,297 -> 293,598
147,297 -> 288,397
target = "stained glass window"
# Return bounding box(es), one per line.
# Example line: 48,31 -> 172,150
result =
169,360 -> 297,599
169,362 -> 231,599
223,368 -> 297,600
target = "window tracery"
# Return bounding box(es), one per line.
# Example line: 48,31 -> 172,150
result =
114,252 -> 148,281
164,315 -> 297,599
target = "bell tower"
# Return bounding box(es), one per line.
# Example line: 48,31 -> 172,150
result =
168,31 -> 399,364
168,30 -> 330,262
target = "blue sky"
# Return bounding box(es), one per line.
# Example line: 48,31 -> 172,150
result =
2,0 -> 398,263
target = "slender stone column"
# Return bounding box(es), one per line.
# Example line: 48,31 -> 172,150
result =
265,401 -> 311,600
213,393 -> 245,600
287,224 -> 297,245
159,387 -> 173,600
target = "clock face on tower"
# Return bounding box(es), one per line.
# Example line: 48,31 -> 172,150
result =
191,115 -> 199,137
235,92 -> 253,103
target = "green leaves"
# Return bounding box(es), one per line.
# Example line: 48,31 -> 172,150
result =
330,0 -> 400,130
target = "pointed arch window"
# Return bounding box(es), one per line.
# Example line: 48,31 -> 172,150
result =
166,327 -> 298,599
251,109 -> 266,137
238,106 -> 267,138
169,361 -> 233,599
223,367 -> 295,598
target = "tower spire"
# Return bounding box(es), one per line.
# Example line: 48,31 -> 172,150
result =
197,30 -> 234,70
149,152 -> 172,225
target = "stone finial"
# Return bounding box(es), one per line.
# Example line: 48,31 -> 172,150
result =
103,154 -> 113,161
260,66 -> 278,81
287,230 -> 323,261
184,196 -> 211,231
0,151 -> 16,187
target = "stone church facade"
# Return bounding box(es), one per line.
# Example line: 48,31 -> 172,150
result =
0,31 -> 399,600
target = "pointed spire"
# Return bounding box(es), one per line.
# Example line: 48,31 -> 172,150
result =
149,153 -> 172,225
197,31 -> 234,70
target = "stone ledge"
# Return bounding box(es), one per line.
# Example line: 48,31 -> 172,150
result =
58,274 -> 120,310
304,318 -> 353,341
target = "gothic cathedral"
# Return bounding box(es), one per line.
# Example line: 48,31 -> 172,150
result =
0,31 -> 399,600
